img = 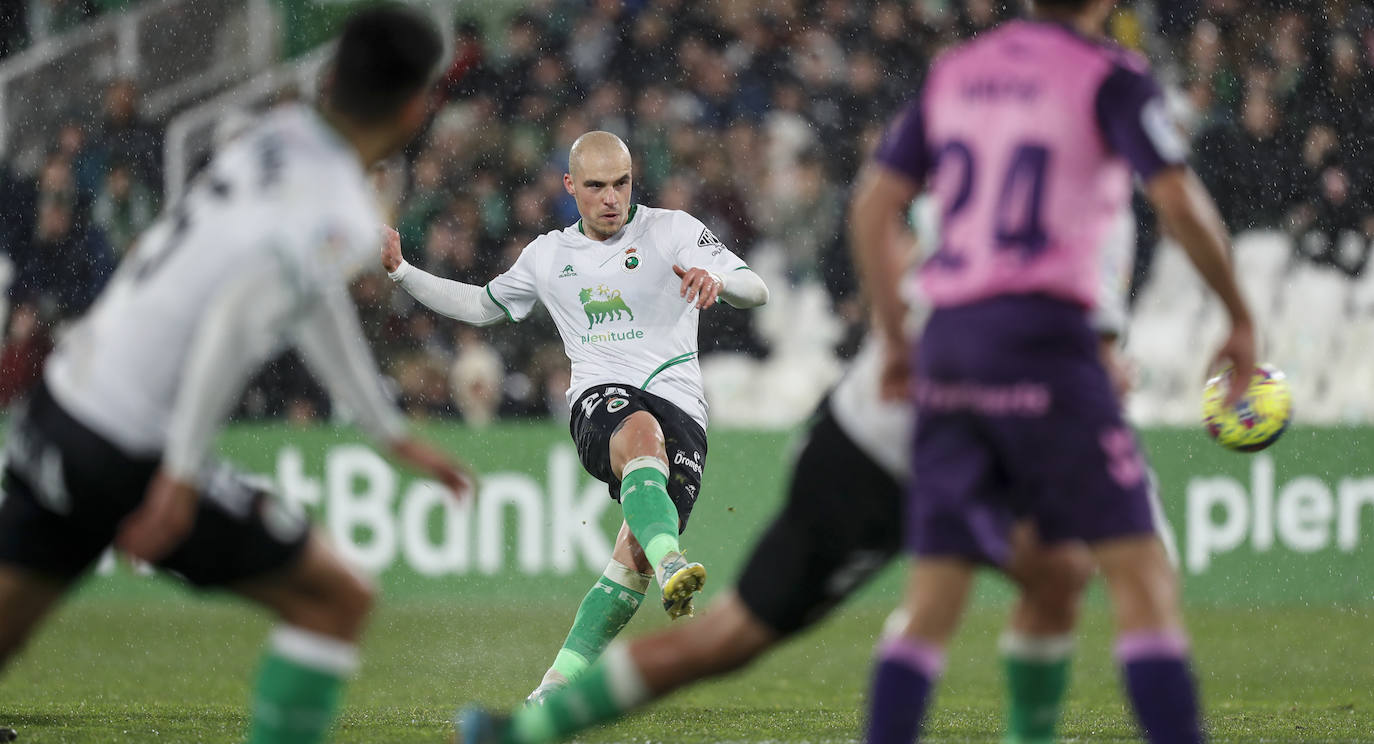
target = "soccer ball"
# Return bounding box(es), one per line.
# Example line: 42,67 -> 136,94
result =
1201,363 -> 1293,452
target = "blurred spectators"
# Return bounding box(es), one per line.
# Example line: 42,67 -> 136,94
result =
2,0 -> 1372,427
8,152 -> 114,322
0,302 -> 50,407
95,79 -> 163,191
92,160 -> 156,257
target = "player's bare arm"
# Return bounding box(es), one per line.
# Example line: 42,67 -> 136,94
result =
380,224 -> 405,273
1145,166 -> 1256,404
849,163 -> 921,400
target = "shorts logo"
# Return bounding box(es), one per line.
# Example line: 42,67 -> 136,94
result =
579,285 -> 635,329
622,247 -> 641,273
607,397 -> 629,413
1101,426 -> 1146,488
559,264 -> 577,278
673,450 -> 704,475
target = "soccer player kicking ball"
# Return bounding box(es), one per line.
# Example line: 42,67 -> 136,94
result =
381,131 -> 769,703
449,197 -> 1149,744
0,7 -> 471,744
852,1 -> 1257,743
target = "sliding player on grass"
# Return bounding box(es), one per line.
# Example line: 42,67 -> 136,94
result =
852,0 -> 1255,742
381,131 -> 769,703
0,7 -> 471,744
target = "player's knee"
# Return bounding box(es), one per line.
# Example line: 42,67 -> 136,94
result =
1024,549 -> 1093,605
609,412 -> 666,472
331,568 -> 376,634
281,563 -> 375,641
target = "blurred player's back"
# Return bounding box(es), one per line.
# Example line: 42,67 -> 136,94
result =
45,104 -> 378,455
916,20 -> 1177,310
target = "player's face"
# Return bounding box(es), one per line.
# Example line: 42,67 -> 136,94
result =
565,150 -> 633,240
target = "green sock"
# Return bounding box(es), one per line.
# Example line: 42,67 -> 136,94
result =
509,644 -> 650,744
247,627 -> 357,744
1001,632 -> 1074,744
619,457 -> 679,568
547,561 -> 650,681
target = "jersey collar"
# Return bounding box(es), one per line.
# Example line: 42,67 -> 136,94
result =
576,204 -> 639,237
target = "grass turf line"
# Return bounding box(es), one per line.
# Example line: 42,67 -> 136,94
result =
1,597 -> 1371,743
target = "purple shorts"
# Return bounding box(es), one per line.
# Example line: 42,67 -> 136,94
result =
908,295 -> 1154,565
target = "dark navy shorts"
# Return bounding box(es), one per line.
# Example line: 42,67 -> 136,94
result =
0,382 -> 308,586
908,295 -> 1154,565
569,383 -> 707,532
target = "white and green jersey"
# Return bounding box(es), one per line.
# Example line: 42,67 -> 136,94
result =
486,204 -> 747,429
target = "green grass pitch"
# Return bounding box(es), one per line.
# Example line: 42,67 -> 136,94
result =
2,589 -> 1372,743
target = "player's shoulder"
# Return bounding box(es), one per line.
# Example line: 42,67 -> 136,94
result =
530,227 -> 572,250
507,228 -> 569,265
1094,36 -> 1154,80
637,205 -> 703,233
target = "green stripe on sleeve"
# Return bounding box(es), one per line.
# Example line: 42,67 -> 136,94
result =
641,351 -> 698,390
733,265 -> 751,271
485,284 -> 516,323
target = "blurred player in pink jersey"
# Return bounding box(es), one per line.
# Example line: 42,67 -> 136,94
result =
851,1 -> 1256,743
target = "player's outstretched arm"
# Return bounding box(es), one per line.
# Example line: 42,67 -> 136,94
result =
672,265 -> 768,310
849,164 -> 921,399
295,282 -> 476,499
381,227 -> 506,326
1145,166 -> 1256,403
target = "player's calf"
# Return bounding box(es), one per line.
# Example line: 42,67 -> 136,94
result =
234,534 -> 376,744
1096,535 -> 1203,744
0,567 -> 67,674
1000,540 -> 1093,744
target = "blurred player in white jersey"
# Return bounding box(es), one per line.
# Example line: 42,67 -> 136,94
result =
0,6 -> 469,744
380,131 -> 769,705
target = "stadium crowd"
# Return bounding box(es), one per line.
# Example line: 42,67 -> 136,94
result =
1,0 -> 1371,425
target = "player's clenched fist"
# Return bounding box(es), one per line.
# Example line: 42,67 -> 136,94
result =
673,264 -> 723,310
381,225 -> 404,273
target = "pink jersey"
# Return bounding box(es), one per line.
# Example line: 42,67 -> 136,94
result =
874,20 -> 1186,310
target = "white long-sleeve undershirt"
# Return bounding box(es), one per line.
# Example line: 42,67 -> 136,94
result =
714,268 -> 769,309
388,260 -> 507,326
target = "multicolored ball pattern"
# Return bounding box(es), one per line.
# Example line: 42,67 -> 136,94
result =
1201,363 -> 1293,452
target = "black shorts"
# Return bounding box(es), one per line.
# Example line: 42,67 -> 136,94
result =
570,383 -> 708,532
0,382 -> 309,586
736,401 -> 903,637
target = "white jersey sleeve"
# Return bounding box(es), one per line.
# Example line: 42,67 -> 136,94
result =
485,237 -> 546,322
389,260 -> 506,326
670,212 -> 749,275
293,280 -> 408,446
162,264 -> 298,479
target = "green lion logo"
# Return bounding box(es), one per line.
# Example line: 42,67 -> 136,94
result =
579,286 -> 635,329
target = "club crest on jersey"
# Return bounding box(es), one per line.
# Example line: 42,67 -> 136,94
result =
559,264 -> 577,278
622,247 -> 641,273
579,285 -> 635,329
